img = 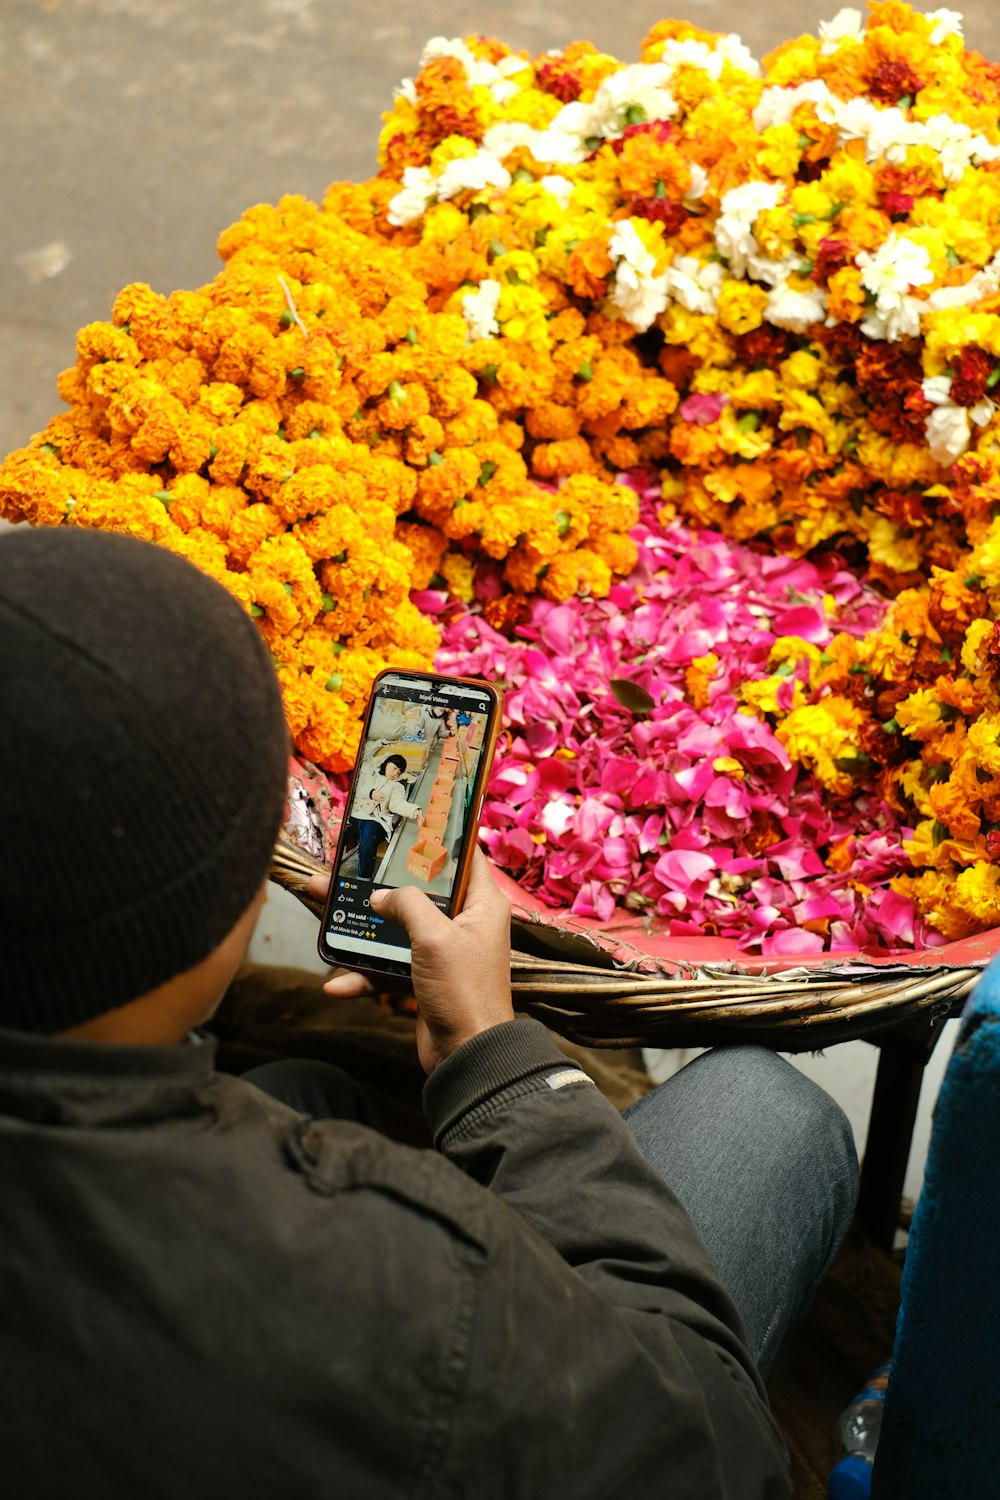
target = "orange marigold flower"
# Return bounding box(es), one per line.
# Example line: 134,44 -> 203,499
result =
566,237 -> 613,300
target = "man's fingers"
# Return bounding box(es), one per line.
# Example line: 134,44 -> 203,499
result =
371,882 -> 451,943
322,968 -> 377,998
307,870 -> 332,900
459,846 -> 511,919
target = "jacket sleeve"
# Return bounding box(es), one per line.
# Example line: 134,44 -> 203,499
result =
386,783 -> 421,820
423,1017 -> 791,1498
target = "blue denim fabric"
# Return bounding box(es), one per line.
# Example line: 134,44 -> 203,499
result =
624,1046 -> 859,1379
349,816 -> 384,880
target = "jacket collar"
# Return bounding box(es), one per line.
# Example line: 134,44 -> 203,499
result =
0,1026 -> 219,1126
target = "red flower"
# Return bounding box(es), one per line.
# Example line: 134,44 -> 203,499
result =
812,236 -> 853,282
628,195 -> 688,231
734,325 -> 797,369
868,59 -> 926,105
879,189 -> 914,218
855,341 -> 931,444
875,488 -> 931,528
949,347 -> 995,407
611,119 -> 675,153
536,59 -> 583,102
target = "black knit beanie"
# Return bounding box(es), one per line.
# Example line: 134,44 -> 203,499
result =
0,527 -> 289,1032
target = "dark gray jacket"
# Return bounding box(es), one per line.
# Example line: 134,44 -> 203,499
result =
0,1018 -> 791,1498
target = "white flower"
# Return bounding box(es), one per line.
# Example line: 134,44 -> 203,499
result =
419,36 -> 525,103
922,373 -> 997,461
395,78 -> 417,105
713,34 -> 760,77
752,79 -> 834,133
540,799 -> 576,838
925,403 -> 972,463
810,92 -> 1000,176
856,232 -> 934,309
386,149 -> 512,228
859,294 -> 925,342
926,249 -> 1000,315
654,33 -> 759,80
817,96 -> 916,164
436,151 -> 512,203
607,219 -> 669,331
482,121 -> 584,167
387,167 -> 436,228
920,113 -> 1000,181
663,255 -> 725,314
921,374 -> 955,407
657,38 -> 722,78
684,162 -> 709,205
818,7 -> 865,55
746,252 -> 797,288
537,101 -> 601,164
926,8 -> 963,45
714,181 -> 783,276
549,64 -> 678,156
590,63 -> 678,138
766,283 -> 828,332
539,174 -> 574,208
461,279 -> 502,342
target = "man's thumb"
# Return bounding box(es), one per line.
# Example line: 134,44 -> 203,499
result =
370,882 -> 447,941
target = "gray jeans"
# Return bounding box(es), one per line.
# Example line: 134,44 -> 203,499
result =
247,1043 -> 858,1382
624,1046 -> 859,1379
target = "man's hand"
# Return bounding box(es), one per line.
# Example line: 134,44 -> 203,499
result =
318,850 -> 515,1074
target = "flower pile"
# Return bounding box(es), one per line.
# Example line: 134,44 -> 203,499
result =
436,478 -> 930,954
6,2 -> 1000,946
0,207 -> 639,770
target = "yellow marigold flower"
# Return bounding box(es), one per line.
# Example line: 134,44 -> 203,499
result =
895,686 -> 954,744
866,517 -> 923,576
591,531 -> 639,575
756,123 -> 802,180
862,626 -> 915,684
776,697 -> 868,797
961,618 -> 995,676
717,282 -> 768,335
538,547 -> 612,602
955,864 -> 1000,926
532,436 -> 598,480
439,551 -> 476,601
685,653 -> 719,710
525,402 -> 581,442
741,676 -> 804,718
892,871 -> 979,942
770,636 -> 824,679
929,786 -> 981,849
967,712 -> 1000,778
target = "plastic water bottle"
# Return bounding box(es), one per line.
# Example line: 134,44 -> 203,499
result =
827,1363 -> 891,1499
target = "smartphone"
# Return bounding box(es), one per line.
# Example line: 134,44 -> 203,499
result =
318,668 -> 504,978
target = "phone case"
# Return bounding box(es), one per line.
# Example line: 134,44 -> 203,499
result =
318,669 -> 503,977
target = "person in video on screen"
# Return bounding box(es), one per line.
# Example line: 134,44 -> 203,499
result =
347,751 -> 424,880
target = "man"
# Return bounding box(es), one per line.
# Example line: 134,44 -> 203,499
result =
1,527 -> 857,1497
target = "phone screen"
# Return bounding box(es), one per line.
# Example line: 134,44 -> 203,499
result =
320,671 -> 500,974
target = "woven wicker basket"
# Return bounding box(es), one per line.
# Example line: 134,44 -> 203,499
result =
271,835 -> 980,1052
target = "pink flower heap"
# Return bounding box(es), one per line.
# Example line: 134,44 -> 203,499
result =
438,479 -> 937,954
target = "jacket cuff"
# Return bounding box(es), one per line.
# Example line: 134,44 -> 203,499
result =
423,1016 -> 574,1143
